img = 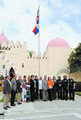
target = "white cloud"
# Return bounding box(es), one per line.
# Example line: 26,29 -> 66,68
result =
0,0 -> 81,55
40,20 -> 81,52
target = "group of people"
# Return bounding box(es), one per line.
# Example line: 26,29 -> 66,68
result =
2,74 -> 75,110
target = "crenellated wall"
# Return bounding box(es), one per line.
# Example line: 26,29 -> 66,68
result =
0,41 -> 48,77
1,40 -> 80,81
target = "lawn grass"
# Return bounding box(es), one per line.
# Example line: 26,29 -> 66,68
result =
0,97 -> 3,102
0,92 -> 63,102
75,92 -> 81,96
0,94 -> 17,102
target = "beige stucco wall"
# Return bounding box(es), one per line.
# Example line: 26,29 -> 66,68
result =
0,40 -> 76,79
47,47 -> 73,77
0,56 -> 48,77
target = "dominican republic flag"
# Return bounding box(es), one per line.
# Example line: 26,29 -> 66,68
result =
32,25 -> 39,35
32,8 -> 39,35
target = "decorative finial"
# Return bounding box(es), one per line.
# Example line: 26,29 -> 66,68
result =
38,5 -> 40,8
2,30 -> 4,35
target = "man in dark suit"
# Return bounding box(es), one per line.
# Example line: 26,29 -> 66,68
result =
11,74 -> 17,106
30,75 -> 35,102
68,76 -> 75,101
57,76 -> 62,100
52,76 -> 57,100
3,75 -> 11,110
34,75 -> 39,99
62,75 -> 68,100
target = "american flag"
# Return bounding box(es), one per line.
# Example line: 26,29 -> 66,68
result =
36,8 -> 39,24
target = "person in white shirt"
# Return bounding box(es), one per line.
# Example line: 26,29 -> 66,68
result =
22,75 -> 27,102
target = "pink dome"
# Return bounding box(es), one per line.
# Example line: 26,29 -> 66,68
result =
0,34 -> 9,44
47,38 -> 70,48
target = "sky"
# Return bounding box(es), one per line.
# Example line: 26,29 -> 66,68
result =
0,0 -> 81,55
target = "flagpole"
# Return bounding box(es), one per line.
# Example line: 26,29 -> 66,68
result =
38,5 -> 40,79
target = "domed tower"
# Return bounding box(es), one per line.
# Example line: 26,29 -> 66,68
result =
47,38 -> 70,48
0,33 -> 10,76
0,33 -> 9,44
46,38 -> 73,78
0,33 -> 9,50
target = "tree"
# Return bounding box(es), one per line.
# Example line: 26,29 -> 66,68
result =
68,43 -> 81,73
29,51 -> 33,58
0,75 -> 4,80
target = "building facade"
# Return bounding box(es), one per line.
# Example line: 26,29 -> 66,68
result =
0,34 -> 74,79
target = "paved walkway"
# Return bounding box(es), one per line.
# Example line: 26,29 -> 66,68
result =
0,95 -> 81,120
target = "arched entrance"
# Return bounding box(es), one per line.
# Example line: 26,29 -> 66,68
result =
9,67 -> 15,78
56,68 -> 70,79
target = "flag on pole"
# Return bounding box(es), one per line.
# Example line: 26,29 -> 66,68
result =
32,6 -> 40,78
32,26 -> 39,35
36,9 -> 39,24
32,8 -> 39,35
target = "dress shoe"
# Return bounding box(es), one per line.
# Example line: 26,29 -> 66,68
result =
3,107 -> 8,110
19,102 -> 22,104
18,103 -> 22,105
0,112 -> 4,115
11,104 -> 16,106
7,106 -> 11,108
43,100 -> 46,102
